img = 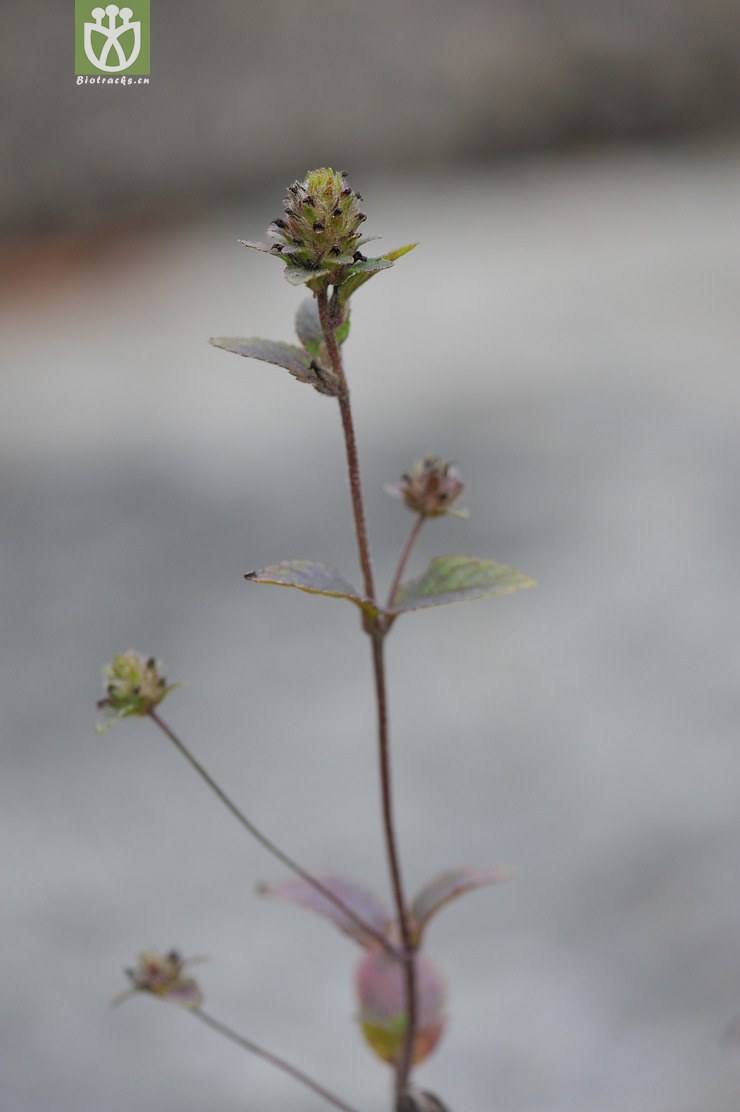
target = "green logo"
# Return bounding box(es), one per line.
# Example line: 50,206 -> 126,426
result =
75,2 -> 150,77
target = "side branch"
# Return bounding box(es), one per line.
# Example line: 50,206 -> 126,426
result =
193,1008 -> 364,1112
148,710 -> 396,958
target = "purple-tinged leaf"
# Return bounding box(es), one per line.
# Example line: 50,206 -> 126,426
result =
244,559 -> 375,611
209,337 -> 336,395
410,865 -> 515,940
356,948 -> 447,1065
163,977 -> 203,1009
258,874 -> 392,948
210,337 -> 311,378
390,555 -> 535,613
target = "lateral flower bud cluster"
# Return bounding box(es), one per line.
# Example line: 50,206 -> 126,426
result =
95,651 -> 180,734
386,456 -> 467,519
115,949 -> 203,1009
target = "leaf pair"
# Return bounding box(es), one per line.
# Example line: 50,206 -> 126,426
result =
245,555 -> 536,625
209,244 -> 417,395
258,865 -> 514,950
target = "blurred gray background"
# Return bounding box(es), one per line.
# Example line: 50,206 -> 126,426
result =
2,3 -> 740,1111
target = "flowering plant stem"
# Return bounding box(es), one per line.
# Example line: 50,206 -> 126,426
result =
191,1007 -> 363,1112
147,708 -> 396,958
316,287 -> 418,1101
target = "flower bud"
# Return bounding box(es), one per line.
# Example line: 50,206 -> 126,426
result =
356,947 -> 447,1067
386,456 -> 466,519
115,949 -> 203,1009
96,651 -> 180,734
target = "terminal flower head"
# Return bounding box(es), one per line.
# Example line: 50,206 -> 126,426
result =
385,456 -> 467,519
240,168 -> 392,291
95,651 -> 181,734
114,949 -> 203,1009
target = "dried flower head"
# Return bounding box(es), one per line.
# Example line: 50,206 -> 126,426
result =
95,651 -> 181,734
385,456 -> 467,519
239,168 -> 392,289
114,948 -> 203,1009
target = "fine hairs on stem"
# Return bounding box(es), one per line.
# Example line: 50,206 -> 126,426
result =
98,167 -> 534,1111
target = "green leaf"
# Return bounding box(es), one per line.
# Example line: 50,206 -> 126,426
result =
285,264 -> 330,286
410,866 -> 515,942
335,313 -> 351,346
337,243 -> 416,305
344,257 -> 393,276
257,874 -> 391,949
209,337 -> 335,394
382,242 -> 419,263
390,555 -> 536,613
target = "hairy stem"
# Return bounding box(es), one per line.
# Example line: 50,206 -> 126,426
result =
316,286 -> 418,1099
370,628 -> 417,1094
147,709 -> 395,958
192,1008 -> 364,1112
316,288 -> 376,605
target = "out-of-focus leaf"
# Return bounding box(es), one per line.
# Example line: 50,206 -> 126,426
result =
209,337 -> 335,394
295,298 -> 323,356
94,705 -> 127,736
410,866 -> 515,941
163,978 -> 203,1009
295,298 -> 350,356
390,556 -> 535,613
357,948 -> 447,1066
335,313 -> 351,346
258,874 -> 391,949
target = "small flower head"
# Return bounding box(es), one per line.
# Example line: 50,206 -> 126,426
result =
239,168 -> 390,290
114,949 -> 203,1009
385,456 -> 467,519
95,651 -> 181,734
269,168 -> 367,270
